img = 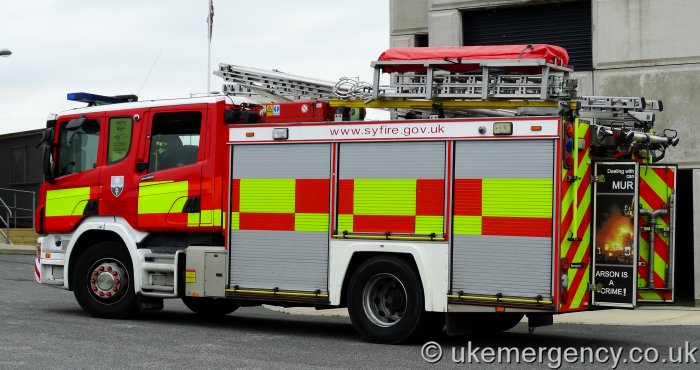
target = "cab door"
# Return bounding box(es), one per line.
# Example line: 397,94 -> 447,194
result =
43,112 -> 105,233
136,106 -> 206,231
98,111 -> 144,228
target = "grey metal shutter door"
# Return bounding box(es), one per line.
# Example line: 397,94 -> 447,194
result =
462,1 -> 592,71
230,144 -> 330,293
452,140 -> 554,299
339,142 -> 445,180
338,141 -> 446,235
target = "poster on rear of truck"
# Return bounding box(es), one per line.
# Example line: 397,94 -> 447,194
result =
592,162 -> 638,308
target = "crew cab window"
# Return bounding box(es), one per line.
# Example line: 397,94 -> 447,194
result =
108,117 -> 133,164
148,111 -> 201,173
57,119 -> 100,177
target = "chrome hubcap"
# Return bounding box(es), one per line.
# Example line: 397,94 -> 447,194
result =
362,273 -> 407,327
88,260 -> 127,302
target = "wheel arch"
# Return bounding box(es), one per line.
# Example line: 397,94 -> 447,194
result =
67,230 -> 124,290
64,216 -> 147,291
329,240 -> 449,312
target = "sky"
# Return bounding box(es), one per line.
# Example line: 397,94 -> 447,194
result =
0,0 -> 390,135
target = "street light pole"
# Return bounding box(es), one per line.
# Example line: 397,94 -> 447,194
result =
0,49 -> 12,57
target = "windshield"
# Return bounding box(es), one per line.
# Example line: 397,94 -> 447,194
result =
57,119 -> 100,177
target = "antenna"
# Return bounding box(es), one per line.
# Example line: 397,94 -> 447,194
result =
137,51 -> 162,96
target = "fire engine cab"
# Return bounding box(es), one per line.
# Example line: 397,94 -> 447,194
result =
34,45 -> 680,343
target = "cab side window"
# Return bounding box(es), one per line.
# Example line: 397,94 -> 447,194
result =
107,117 -> 133,164
148,111 -> 202,173
57,119 -> 100,176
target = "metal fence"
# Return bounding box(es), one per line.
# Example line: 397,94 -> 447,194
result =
0,187 -> 36,229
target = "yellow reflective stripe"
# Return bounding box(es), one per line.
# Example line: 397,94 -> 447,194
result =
294,213 -> 329,232
482,179 -> 552,218
638,291 -> 662,300
199,210 -> 211,226
654,251 -> 668,280
189,210 -> 222,227
337,214 -> 353,232
231,212 -> 240,230
560,185 -> 573,223
354,179 -> 416,216
138,181 -> 188,214
187,213 -> 199,227
415,216 -> 443,235
453,216 -> 482,235
447,294 -> 552,305
640,167 -> 673,202
199,209 -> 221,226
568,227 -> 591,309
239,179 -> 295,213
212,209 -> 222,227
578,147 -> 591,177
637,275 -> 647,287
226,288 -> 329,298
45,187 -> 91,217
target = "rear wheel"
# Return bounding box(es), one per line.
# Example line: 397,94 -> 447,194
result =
347,256 -> 437,344
73,241 -> 138,318
182,297 -> 239,316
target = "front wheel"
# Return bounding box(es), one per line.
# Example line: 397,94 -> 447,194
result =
73,241 -> 138,318
347,256 -> 437,344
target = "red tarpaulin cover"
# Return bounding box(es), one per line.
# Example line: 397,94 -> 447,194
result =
377,44 -> 569,73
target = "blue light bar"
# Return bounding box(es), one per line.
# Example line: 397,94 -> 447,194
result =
67,92 -> 137,106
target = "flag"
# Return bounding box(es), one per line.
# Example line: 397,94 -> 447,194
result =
207,0 -> 214,42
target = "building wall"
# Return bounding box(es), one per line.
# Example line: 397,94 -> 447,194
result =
0,129 -> 43,227
390,0 -> 700,165
389,0 -> 700,305
591,0 -> 700,165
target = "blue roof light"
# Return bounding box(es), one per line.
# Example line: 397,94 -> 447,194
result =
67,92 -> 137,106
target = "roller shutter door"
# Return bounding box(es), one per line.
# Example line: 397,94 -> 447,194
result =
462,1 -> 592,71
230,144 -> 331,293
337,141 -> 446,236
452,140 -> 555,299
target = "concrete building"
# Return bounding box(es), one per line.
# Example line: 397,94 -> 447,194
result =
390,0 -> 699,305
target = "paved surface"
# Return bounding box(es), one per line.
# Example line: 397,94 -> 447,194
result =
2,254 -> 699,369
0,243 -> 35,255
266,304 -> 700,326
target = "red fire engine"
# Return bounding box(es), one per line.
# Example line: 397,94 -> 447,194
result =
34,45 -> 680,343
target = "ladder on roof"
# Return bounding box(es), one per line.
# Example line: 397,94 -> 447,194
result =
215,64 -> 337,101
217,57 -> 576,106
215,61 -> 662,129
577,96 -> 663,128
215,58 -> 678,156
369,58 -> 575,101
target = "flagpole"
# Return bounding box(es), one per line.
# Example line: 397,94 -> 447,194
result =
207,0 -> 213,94
207,34 -> 211,94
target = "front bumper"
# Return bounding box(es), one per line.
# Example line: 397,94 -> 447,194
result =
35,253 -> 66,287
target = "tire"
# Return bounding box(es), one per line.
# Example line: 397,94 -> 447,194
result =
473,313 -> 524,333
347,255 -> 436,344
73,241 -> 138,318
181,297 -> 239,316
